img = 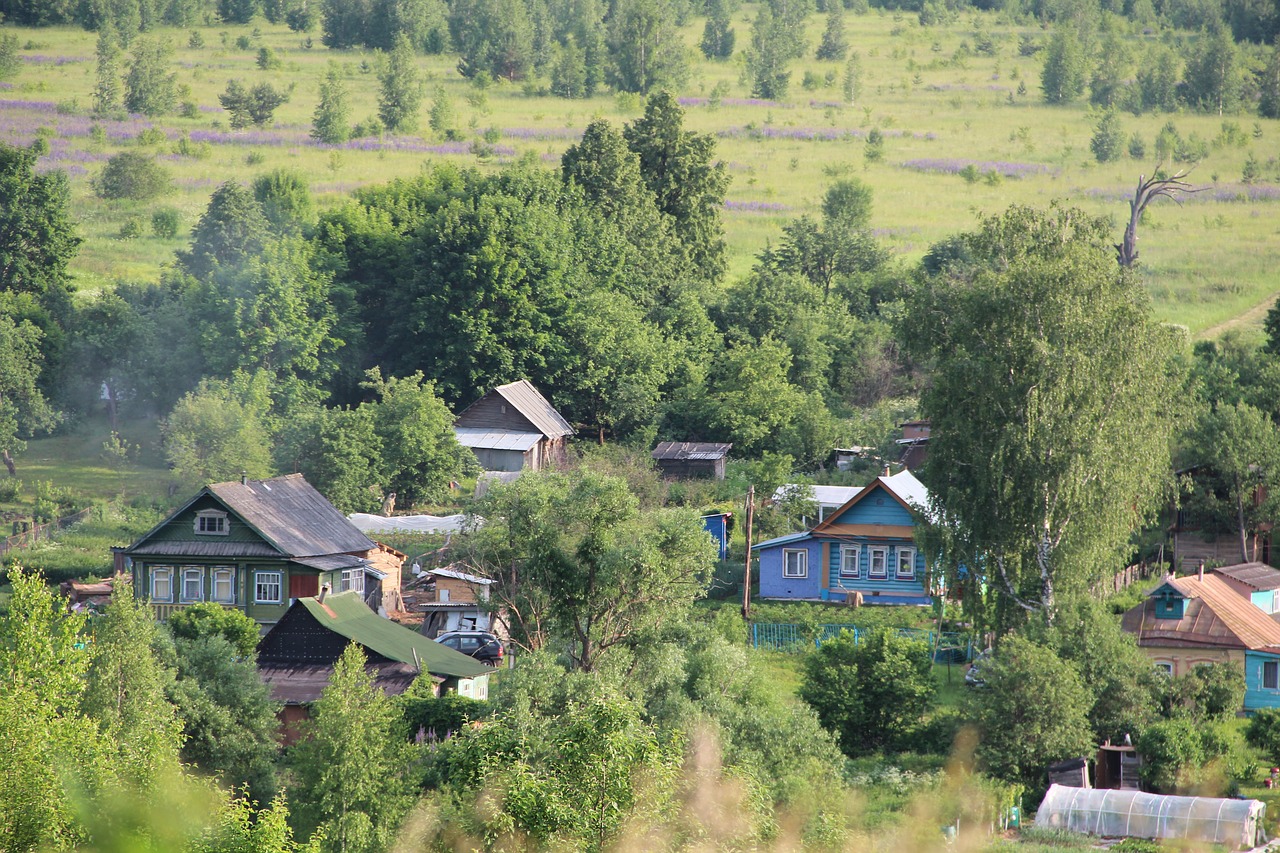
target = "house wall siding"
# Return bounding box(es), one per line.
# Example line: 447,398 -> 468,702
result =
455,393 -> 541,433
146,495 -> 265,544
758,539 -> 824,599
1244,650 -> 1280,710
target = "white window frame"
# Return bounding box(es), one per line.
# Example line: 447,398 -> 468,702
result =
896,547 -> 916,580
869,547 -> 888,580
151,565 -> 173,603
194,509 -> 229,536
180,566 -> 204,602
783,549 -> 808,579
840,545 -> 860,579
341,568 -> 366,595
1154,661 -> 1174,676
211,566 -> 236,604
254,571 -> 282,604
1265,660 -> 1279,690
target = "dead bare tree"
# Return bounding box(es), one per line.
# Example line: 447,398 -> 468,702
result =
1116,164 -> 1202,268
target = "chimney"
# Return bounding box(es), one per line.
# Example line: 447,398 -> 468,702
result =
882,464 -> 891,477
1198,560 -> 1205,582
241,471 -> 248,485
318,582 -> 331,603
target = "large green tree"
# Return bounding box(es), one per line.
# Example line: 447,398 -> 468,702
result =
163,376 -> 275,488
0,315 -> 58,476
1189,401 -> 1280,563
463,469 -> 716,671
905,204 -> 1183,624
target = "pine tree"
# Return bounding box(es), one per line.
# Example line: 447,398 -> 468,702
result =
427,85 -> 456,137
1040,27 -> 1087,104
816,6 -> 848,61
311,62 -> 351,144
92,25 -> 124,116
377,33 -> 422,132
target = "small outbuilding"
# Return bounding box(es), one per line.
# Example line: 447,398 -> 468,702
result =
651,442 -> 732,480
1035,784 -> 1267,850
454,380 -> 574,473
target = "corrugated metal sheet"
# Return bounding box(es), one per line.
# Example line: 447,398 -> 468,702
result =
494,380 -> 574,438
207,474 -> 376,557
127,541 -> 281,558
298,592 -> 493,677
1123,574 -> 1280,651
752,531 -> 812,551
1213,562 -> 1280,591
260,662 -> 437,704
651,441 -> 732,461
453,427 -> 543,451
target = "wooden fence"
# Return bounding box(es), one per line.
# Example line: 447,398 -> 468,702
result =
1100,561 -> 1160,595
749,623 -> 975,661
0,506 -> 95,559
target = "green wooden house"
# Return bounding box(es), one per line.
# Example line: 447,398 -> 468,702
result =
126,474 -> 404,626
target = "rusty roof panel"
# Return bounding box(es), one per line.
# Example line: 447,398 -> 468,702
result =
651,441 -> 733,461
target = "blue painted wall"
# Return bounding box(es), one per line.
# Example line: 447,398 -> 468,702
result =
827,484 -> 916,527
701,513 -> 730,561
758,537 -> 824,599
1252,590 -> 1276,614
1245,651 -> 1280,711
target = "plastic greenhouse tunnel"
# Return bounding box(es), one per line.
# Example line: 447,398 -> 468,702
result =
1034,784 -> 1268,850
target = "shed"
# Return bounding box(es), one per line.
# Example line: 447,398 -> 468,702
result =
1034,784 -> 1267,850
651,442 -> 732,480
1212,562 -> 1280,614
454,380 -> 573,473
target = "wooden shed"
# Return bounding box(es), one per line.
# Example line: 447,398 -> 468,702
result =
651,442 -> 732,480
454,380 -> 574,473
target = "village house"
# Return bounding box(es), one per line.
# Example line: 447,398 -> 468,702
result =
125,473 -> 404,627
1121,569 -> 1280,712
754,469 -> 932,606
453,379 -> 574,473
257,590 -> 492,743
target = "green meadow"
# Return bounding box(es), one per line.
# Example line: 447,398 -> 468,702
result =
3,9 -> 1279,336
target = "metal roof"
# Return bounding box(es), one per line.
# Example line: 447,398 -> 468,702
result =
428,567 -> 494,584
1212,562 -> 1280,591
751,531 -> 812,552
651,441 -> 733,461
207,474 -> 376,557
1122,573 -> 1280,652
299,592 -> 493,678
492,379 -> 574,438
773,484 -> 864,506
453,427 -> 544,451
290,554 -> 369,572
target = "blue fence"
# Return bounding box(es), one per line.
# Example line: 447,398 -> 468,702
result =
749,623 -> 974,661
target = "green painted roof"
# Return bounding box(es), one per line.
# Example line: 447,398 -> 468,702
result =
300,593 -> 493,679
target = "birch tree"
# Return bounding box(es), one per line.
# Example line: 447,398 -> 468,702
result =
904,204 -> 1184,627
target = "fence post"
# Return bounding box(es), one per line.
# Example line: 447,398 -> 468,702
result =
751,623 -> 757,649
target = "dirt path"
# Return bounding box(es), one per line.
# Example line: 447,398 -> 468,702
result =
1199,293 -> 1280,339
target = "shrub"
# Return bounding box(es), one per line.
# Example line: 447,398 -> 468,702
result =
188,30 -> 204,49
135,127 -> 167,146
151,206 -> 180,238
167,601 -> 260,658
93,151 -> 174,201
1138,718 -> 1244,793
1090,111 -> 1125,163
1247,708 -> 1280,764
1128,132 -> 1146,159
0,478 -> 22,502
117,218 -> 144,239
256,47 -> 282,70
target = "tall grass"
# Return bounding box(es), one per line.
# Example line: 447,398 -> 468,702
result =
1,12 -> 1277,335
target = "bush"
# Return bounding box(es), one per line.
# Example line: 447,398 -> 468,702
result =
151,207 -> 180,238
1138,718 -> 1245,793
400,687 -> 491,740
1090,111 -> 1125,163
93,151 -> 174,201
135,127 -> 167,146
1247,707 -> 1280,763
167,602 -> 260,658
116,217 -> 144,239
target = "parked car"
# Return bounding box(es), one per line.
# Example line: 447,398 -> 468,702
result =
435,630 -> 505,666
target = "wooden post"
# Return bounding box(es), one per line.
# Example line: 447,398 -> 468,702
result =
742,484 -> 754,620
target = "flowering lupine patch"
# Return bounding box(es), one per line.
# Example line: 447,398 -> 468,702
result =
901,158 -> 1051,178
723,200 -> 792,212
21,55 -> 90,65
678,96 -> 793,109
503,127 -> 583,141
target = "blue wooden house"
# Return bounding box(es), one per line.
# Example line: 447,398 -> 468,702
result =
754,470 -> 932,605
1121,571 -> 1280,712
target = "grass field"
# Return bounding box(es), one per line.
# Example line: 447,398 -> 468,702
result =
2,10 -> 1278,336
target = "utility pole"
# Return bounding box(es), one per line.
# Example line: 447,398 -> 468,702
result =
742,484 -> 754,620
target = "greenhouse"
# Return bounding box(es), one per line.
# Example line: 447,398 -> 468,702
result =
1034,784 -> 1268,850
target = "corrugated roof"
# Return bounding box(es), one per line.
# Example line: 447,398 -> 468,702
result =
773,484 -> 863,506
207,474 -> 376,557
651,441 -> 733,461
1213,562 -> 1280,591
300,592 -> 492,678
428,567 -> 494,584
485,380 -> 574,438
1122,574 -> 1280,652
453,427 -> 544,451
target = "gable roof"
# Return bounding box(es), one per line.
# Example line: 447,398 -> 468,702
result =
1121,573 -> 1280,652
1213,562 -> 1280,592
651,441 -> 732,461
811,469 -> 929,534
126,474 -> 376,559
457,380 -> 574,439
773,484 -> 863,507
298,592 -> 492,678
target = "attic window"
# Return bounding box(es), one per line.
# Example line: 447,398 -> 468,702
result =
194,509 -> 229,535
